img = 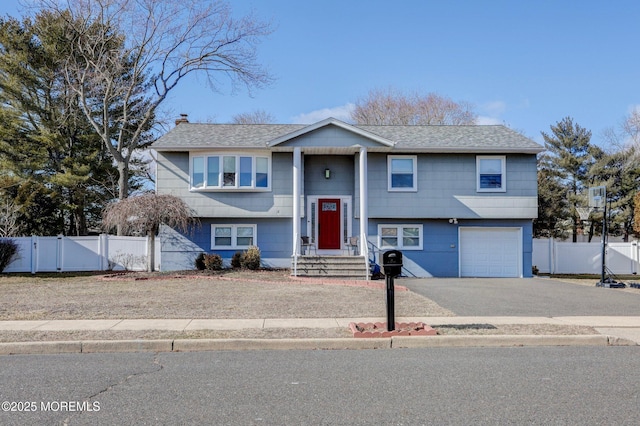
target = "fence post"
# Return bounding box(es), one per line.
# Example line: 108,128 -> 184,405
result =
31,235 -> 37,274
57,235 -> 63,272
100,234 -> 109,271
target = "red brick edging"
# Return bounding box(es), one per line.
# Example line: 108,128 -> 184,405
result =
349,321 -> 437,338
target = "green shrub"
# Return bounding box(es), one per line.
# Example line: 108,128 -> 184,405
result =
195,253 -> 206,270
203,253 -> 223,271
0,239 -> 19,273
231,251 -> 243,269
240,246 -> 261,270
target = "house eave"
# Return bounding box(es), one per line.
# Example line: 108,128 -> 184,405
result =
266,117 -> 396,148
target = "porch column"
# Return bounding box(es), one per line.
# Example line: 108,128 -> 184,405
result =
359,147 -> 368,255
292,147 -> 302,256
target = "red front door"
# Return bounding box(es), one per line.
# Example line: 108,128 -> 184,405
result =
318,198 -> 341,250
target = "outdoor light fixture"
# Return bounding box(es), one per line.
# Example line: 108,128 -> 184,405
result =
324,168 -> 331,179
448,218 -> 458,224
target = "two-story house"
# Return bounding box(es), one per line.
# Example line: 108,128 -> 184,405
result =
152,117 -> 544,277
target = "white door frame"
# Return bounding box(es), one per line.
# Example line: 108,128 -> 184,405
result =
306,195 -> 352,255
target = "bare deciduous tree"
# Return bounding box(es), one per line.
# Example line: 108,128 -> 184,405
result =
351,87 -> 477,125
38,0 -> 273,200
0,198 -> 20,237
102,193 -> 197,271
231,109 -> 276,124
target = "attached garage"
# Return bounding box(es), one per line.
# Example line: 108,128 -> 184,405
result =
459,227 -> 522,277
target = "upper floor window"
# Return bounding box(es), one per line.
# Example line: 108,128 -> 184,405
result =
477,156 -> 506,192
388,155 -> 417,191
191,154 -> 270,191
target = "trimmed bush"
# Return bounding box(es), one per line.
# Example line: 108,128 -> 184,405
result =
0,239 -> 19,273
231,251 -> 243,269
240,246 -> 261,270
203,253 -> 223,271
194,253 -> 206,270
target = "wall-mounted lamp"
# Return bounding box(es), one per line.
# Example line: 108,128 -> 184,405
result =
448,218 -> 458,224
324,168 -> 331,179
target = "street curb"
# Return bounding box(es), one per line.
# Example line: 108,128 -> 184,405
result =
0,334 -> 635,355
391,334 -> 618,348
173,338 -> 391,352
0,341 -> 82,355
81,339 -> 174,353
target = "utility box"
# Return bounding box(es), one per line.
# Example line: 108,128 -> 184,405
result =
382,250 -> 403,277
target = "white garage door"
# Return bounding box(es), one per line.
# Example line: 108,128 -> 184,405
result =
459,227 -> 522,277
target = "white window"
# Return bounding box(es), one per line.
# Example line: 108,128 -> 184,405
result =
191,154 -> 270,190
192,157 -> 204,188
211,224 -> 256,249
477,156 -> 506,192
388,155 -> 417,191
378,224 -> 423,250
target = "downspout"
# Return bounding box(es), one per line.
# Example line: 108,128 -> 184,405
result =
359,147 -> 369,280
292,147 -> 302,276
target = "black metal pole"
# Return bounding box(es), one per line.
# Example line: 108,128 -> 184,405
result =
386,274 -> 395,331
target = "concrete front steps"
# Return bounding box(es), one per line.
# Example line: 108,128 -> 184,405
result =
292,256 -> 369,279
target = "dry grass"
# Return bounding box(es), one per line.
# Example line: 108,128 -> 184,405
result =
0,270 -> 599,340
0,270 -> 452,321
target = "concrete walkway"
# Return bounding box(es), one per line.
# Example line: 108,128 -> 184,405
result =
1,316 -> 639,354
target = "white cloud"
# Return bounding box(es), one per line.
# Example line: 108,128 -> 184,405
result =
476,115 -> 503,125
291,103 -> 355,124
481,100 -> 507,116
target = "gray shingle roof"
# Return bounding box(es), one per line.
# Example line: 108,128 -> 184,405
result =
152,121 -> 544,153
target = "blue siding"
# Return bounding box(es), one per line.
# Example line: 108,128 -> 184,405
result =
368,219 -> 533,277
160,218 -> 292,270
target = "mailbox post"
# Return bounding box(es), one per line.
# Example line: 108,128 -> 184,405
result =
382,250 -> 403,331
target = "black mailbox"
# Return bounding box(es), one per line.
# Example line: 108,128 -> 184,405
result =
382,250 -> 403,277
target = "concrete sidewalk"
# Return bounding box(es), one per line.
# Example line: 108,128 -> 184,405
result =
2,316 -> 640,331
0,316 -> 639,354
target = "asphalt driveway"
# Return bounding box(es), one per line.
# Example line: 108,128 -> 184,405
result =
401,277 -> 640,317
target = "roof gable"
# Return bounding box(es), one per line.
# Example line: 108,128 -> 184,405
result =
266,118 -> 395,148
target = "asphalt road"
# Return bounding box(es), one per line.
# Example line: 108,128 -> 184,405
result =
401,277 -> 640,316
1,347 -> 640,425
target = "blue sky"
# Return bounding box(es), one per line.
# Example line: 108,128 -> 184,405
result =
2,1 -> 639,145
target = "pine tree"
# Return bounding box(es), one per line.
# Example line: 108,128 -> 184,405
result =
0,13 -> 118,235
540,117 -> 594,242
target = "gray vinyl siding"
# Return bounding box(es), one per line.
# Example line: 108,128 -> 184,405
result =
277,125 -> 385,149
304,155 -> 354,196
365,153 -> 537,219
156,151 -> 295,218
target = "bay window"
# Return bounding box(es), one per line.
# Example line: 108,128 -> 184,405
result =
191,153 -> 271,190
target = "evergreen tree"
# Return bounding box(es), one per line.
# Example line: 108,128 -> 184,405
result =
0,13 -> 118,235
589,146 -> 640,241
540,117 -> 594,242
535,153 -> 569,238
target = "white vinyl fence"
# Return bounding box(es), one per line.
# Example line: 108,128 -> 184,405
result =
3,235 -> 156,273
533,238 -> 640,275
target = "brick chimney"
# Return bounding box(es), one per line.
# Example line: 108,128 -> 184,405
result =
175,113 -> 189,126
